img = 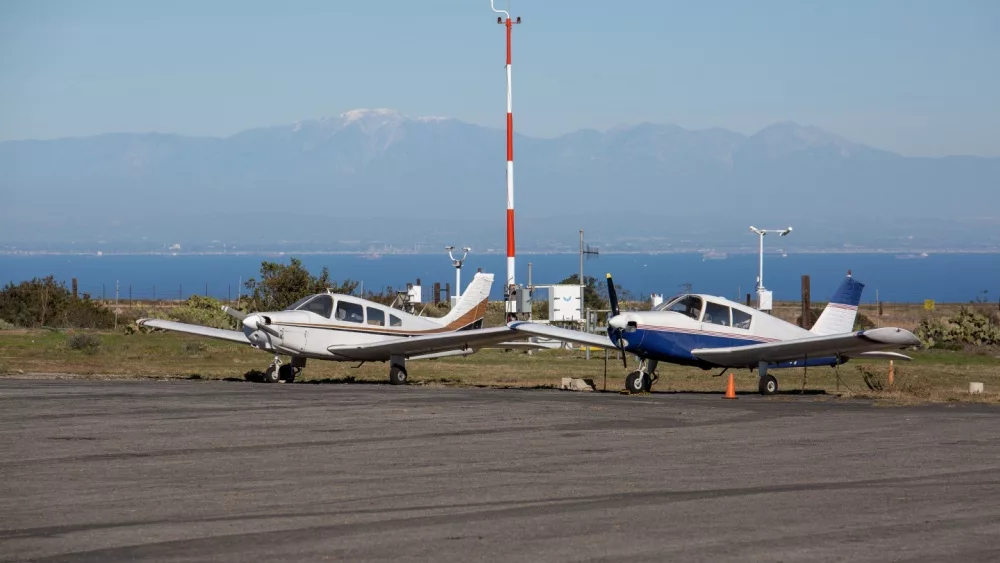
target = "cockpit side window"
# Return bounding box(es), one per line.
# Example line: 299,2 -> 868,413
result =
703,302 -> 731,327
389,314 -> 402,327
334,300 -> 364,323
296,295 -> 333,318
732,309 -> 752,330
668,296 -> 703,321
367,307 -> 385,326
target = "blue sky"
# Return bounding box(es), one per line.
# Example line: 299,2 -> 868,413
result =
1,0 -> 998,156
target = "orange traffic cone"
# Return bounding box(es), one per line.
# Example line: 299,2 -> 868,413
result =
724,373 -> 737,399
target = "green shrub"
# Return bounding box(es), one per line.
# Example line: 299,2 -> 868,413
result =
0,277 -> 115,329
168,295 -> 239,330
67,333 -> 101,354
915,307 -> 1000,348
0,318 -> 15,330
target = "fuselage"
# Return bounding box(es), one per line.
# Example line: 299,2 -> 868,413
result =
241,292 -> 478,360
609,293 -> 837,369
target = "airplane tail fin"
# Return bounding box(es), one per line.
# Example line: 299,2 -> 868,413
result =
434,272 -> 494,331
810,271 -> 865,335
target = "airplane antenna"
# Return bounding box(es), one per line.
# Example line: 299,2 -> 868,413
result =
491,0 -> 521,322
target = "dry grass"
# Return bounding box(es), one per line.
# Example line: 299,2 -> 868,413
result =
2,328 -> 999,405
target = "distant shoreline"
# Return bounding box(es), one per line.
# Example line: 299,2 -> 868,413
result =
1,249 -> 999,257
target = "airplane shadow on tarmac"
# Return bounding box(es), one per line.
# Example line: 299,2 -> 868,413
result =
192,372 -> 829,395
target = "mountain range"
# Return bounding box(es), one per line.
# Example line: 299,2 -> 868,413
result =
2,108 -> 998,251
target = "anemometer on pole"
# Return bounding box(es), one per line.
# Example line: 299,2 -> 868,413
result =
748,225 -> 792,312
445,246 -> 471,306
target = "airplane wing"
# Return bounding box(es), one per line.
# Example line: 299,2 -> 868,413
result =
507,322 -> 616,350
137,318 -> 249,345
326,326 -> 529,361
691,327 -> 920,367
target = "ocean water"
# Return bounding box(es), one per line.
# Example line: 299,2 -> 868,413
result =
1,252 -> 997,305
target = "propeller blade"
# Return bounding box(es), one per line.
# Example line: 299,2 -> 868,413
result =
256,322 -> 281,338
606,273 -> 620,317
222,306 -> 247,321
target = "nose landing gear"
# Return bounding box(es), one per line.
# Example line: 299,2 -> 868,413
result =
624,359 -> 658,394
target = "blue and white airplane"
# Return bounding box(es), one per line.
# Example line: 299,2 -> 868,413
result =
509,272 -> 920,395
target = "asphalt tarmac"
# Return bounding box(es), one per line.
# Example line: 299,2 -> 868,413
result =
1,379 -> 999,562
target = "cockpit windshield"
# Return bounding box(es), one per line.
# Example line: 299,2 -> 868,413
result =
287,294 -> 334,318
284,295 -> 315,311
663,295 -> 703,321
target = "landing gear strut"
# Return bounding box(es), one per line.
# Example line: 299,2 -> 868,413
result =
388,355 -> 408,385
757,362 -> 778,395
624,359 -> 658,394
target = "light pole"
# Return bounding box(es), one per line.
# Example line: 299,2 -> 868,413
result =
446,246 -> 471,305
748,225 -> 792,312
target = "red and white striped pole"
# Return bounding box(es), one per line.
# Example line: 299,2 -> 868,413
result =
491,2 -> 521,319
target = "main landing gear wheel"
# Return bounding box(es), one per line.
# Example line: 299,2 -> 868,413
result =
759,374 -> 778,395
625,371 -> 651,394
389,365 -> 408,385
278,364 -> 296,383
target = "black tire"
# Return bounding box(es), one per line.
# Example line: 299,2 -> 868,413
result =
625,371 -> 646,394
278,364 -> 295,383
263,365 -> 280,384
389,365 -> 408,385
759,374 -> 778,395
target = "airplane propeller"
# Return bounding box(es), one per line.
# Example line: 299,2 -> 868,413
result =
223,306 -> 281,338
222,306 -> 246,322
606,273 -> 628,369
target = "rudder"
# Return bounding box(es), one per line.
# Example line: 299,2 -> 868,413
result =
810,271 -> 865,335
435,272 -> 494,330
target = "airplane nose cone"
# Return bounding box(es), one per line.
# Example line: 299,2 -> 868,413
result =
608,315 -> 628,329
243,314 -> 260,330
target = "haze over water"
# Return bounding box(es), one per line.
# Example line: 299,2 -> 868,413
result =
2,253 -> 997,305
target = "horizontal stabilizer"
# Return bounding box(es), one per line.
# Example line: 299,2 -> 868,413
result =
851,351 -> 913,361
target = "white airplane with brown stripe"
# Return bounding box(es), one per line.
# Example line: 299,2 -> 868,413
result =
138,272 -> 532,384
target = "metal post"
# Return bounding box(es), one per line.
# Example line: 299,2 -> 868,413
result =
115,280 -> 119,330
604,349 -> 608,392
758,231 -> 764,291
527,261 -> 533,320
129,284 -> 132,307
72,278 -> 78,299
801,275 -> 811,329
580,230 -> 585,317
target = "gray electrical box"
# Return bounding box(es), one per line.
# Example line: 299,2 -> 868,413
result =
516,284 -> 532,313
